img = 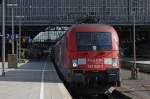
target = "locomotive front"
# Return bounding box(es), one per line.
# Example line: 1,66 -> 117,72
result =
69,24 -> 121,87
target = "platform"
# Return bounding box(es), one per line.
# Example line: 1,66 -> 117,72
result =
0,61 -> 72,99
121,58 -> 150,73
122,58 -> 150,64
116,69 -> 150,99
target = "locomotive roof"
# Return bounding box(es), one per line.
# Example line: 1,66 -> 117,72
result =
65,24 -> 118,37
71,24 -> 114,31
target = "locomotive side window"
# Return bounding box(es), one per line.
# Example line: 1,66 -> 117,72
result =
76,32 -> 112,51
66,37 -> 68,48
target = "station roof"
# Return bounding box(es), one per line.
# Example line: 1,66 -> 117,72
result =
32,31 -> 65,43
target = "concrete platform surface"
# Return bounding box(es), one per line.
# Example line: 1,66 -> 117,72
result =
122,58 -> 150,64
0,61 -> 72,99
116,69 -> 150,99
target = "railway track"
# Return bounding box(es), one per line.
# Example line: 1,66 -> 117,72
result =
72,90 -> 131,99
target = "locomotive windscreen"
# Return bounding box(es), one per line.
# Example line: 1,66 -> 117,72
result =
76,32 -> 112,51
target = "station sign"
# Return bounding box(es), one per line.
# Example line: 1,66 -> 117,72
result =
5,34 -> 32,43
5,34 -> 20,40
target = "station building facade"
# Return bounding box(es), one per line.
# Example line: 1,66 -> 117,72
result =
0,0 -> 150,57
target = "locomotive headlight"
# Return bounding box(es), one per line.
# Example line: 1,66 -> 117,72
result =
104,58 -> 112,65
78,58 -> 86,65
72,59 -> 78,67
112,59 -> 119,68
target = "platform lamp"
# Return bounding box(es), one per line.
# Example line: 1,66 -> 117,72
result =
16,16 -> 25,63
131,11 -> 138,80
7,3 -> 18,54
1,0 -> 6,76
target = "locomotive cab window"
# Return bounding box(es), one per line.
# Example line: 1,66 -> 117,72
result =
76,32 -> 112,51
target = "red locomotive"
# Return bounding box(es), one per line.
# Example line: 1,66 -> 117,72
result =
52,24 -> 121,93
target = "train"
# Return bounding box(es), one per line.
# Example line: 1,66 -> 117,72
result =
52,24 -> 121,93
